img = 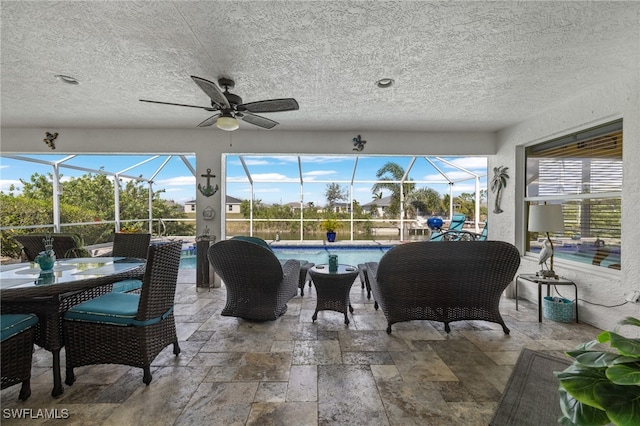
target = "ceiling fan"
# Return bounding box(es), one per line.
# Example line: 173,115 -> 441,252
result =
140,76 -> 299,131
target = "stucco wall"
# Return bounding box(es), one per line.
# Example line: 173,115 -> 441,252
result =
493,76 -> 640,332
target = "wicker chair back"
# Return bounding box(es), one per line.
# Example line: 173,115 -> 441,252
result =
366,240 -> 520,334
111,232 -> 151,259
207,239 -> 299,320
136,240 -> 182,322
13,233 -> 87,261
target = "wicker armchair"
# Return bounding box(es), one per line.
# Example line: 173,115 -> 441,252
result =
207,239 -> 300,320
1,314 -> 39,400
63,240 -> 182,386
13,233 -> 89,261
365,241 -> 520,334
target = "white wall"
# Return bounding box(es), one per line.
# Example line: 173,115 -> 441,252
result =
492,76 -> 640,332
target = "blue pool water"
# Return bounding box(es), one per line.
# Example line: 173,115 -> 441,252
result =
179,245 -> 394,269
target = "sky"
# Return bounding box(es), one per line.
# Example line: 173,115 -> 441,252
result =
0,154 -> 488,206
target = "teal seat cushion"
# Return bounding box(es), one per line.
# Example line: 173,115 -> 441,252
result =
111,279 -> 142,293
64,293 -> 173,327
231,236 -> 273,251
1,314 -> 38,342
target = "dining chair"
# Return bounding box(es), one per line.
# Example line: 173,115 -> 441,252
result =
1,313 -> 39,400
63,240 -> 182,386
104,232 -> 151,293
13,233 -> 90,261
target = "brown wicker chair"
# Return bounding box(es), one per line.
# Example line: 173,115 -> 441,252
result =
13,233 -> 89,261
365,241 -> 521,334
102,233 -> 151,293
1,314 -> 39,400
207,239 -> 300,320
62,240 -> 182,386
100,232 -> 151,259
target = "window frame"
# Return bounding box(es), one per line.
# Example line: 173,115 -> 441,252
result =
522,119 -> 623,271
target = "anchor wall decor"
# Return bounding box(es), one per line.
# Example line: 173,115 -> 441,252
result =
198,168 -> 219,197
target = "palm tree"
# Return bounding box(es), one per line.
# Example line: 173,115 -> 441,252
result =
371,162 -> 415,218
490,166 -> 509,214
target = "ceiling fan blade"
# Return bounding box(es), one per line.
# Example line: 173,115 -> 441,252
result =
238,98 -> 299,113
241,112 -> 278,129
191,76 -> 230,109
196,113 -> 221,128
139,99 -> 216,111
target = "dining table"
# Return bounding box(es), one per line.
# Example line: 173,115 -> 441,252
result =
0,257 -> 146,397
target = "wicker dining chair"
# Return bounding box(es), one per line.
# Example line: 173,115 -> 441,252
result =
101,232 -> 151,259
103,233 -> 151,293
63,240 -> 182,386
207,239 -> 300,320
13,233 -> 89,261
1,314 -> 39,400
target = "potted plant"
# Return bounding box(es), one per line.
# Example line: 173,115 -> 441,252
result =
320,218 -> 341,242
118,223 -> 143,234
556,316 -> 640,426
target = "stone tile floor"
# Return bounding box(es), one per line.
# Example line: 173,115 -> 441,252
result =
1,269 -> 600,425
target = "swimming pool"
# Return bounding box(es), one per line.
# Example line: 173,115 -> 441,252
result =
179,244 -> 395,269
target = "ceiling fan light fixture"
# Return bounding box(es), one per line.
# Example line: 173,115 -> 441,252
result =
216,114 -> 239,131
375,78 -> 394,88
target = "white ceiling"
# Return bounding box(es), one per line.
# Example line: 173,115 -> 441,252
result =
1,1 -> 639,132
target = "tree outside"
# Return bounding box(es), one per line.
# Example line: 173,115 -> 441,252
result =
1,172 -> 194,259
324,183 -> 347,210
371,162 -> 416,219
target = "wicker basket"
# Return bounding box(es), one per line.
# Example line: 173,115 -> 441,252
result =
543,296 -> 574,323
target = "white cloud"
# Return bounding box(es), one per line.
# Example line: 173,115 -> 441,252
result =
0,179 -> 22,192
446,157 -> 488,171
252,173 -> 297,182
155,175 -> 195,186
303,170 -> 337,181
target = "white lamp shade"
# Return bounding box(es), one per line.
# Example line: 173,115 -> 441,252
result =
216,116 -> 239,131
528,204 -> 564,232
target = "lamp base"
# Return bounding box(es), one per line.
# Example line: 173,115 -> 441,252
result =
537,270 -> 558,279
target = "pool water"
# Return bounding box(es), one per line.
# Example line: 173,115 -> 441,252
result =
179,245 -> 393,269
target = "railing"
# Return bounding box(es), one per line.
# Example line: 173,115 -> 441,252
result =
1,218 -> 196,260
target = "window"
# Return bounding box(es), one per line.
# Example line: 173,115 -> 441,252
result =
525,120 -> 622,269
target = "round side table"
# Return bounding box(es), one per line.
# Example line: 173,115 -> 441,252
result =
308,264 -> 359,325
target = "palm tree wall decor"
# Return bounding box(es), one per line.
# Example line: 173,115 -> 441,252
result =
490,166 -> 509,214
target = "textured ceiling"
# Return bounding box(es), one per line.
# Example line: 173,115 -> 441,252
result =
1,1 -> 639,132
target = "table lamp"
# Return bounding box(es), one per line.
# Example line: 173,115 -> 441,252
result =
528,203 -> 564,279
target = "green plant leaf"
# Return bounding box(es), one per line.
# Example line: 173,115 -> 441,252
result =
557,363 -> 608,409
567,350 -> 621,368
606,363 -> 640,385
567,340 -> 599,356
619,317 -> 640,328
598,331 -> 612,344
558,387 -> 611,425
593,381 -> 640,425
608,332 -> 640,357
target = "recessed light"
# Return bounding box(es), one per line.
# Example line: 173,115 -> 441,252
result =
54,74 -> 80,85
375,78 -> 394,88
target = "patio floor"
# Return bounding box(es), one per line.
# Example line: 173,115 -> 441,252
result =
1,268 -> 600,425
